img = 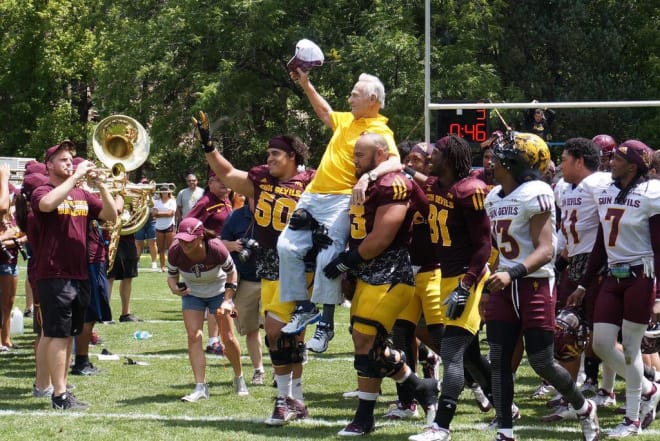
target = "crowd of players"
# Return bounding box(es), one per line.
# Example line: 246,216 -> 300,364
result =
3,64 -> 660,441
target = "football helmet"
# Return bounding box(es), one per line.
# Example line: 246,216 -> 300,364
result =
592,134 -> 617,157
493,132 -> 550,183
553,307 -> 589,361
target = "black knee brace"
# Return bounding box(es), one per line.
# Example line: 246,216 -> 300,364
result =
266,334 -> 305,366
352,315 -> 406,378
354,353 -> 380,378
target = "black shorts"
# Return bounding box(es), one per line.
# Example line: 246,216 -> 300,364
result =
37,279 -> 90,338
107,240 -> 139,280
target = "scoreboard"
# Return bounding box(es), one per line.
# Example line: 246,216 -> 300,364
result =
435,103 -> 490,144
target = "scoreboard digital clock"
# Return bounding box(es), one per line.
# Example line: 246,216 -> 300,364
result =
435,103 -> 490,144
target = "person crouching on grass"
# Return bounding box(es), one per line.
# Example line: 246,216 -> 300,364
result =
167,217 -> 248,401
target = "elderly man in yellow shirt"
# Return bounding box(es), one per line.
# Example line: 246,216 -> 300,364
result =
278,68 -> 401,353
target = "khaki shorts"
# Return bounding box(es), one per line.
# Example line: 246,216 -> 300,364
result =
232,280 -> 262,335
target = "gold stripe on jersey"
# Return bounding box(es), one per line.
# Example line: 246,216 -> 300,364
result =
472,187 -> 485,210
391,175 -> 408,201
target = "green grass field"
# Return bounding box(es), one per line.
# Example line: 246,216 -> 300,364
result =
0,257 -> 658,440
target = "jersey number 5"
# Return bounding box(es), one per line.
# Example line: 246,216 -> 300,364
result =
254,192 -> 297,232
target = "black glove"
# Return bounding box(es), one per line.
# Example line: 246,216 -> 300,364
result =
288,208 -> 314,230
191,111 -> 215,153
443,282 -> 471,320
555,255 -> 569,274
311,223 -> 332,250
323,249 -> 364,279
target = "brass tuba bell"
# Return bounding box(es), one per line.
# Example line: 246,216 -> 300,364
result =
92,115 -> 152,271
92,114 -> 150,172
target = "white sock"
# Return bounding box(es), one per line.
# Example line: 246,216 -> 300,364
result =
292,376 -> 304,402
276,373 -> 292,398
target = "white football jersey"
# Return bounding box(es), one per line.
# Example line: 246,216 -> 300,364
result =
554,172 -> 611,257
485,180 -> 557,278
584,177 -> 660,265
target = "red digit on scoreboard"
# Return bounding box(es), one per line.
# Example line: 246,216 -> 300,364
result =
448,123 -> 462,137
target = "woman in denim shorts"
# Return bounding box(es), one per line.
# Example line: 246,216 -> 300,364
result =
167,217 -> 247,402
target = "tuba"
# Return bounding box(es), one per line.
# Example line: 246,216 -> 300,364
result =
92,115 -> 154,270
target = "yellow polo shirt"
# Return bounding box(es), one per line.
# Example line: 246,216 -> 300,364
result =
306,111 -> 398,194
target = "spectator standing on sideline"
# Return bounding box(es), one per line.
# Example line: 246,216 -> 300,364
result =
523,101 -> 555,142
31,141 -> 117,410
278,68 -> 402,353
175,173 -> 204,225
153,186 -> 176,272
135,208 -> 158,271
71,158 -> 115,375
185,173 -> 233,356
167,217 -> 246,400
221,198 -> 265,385
108,232 -> 141,322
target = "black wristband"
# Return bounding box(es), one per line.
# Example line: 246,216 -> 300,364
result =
224,282 -> 238,291
202,142 -> 216,153
403,166 -> 417,178
506,263 -> 528,280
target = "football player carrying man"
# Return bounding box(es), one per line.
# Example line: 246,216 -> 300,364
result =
483,132 -> 599,441
575,140 -> 660,436
323,133 -> 438,436
409,135 -> 494,441
192,113 -> 318,426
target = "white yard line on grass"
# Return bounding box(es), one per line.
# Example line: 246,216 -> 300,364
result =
1,409 -> 658,436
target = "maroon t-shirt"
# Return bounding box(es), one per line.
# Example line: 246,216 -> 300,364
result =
185,191 -> 232,235
247,165 -> 315,249
423,175 -> 491,286
31,184 -> 103,280
87,219 -> 107,264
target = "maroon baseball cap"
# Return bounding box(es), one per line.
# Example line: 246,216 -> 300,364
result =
44,140 -> 76,163
21,172 -> 48,199
615,140 -> 653,174
24,160 -> 47,176
287,39 -> 324,73
175,218 -> 204,242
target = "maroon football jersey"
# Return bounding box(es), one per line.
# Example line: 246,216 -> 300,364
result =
348,172 -> 415,250
186,191 -> 232,235
31,184 -> 103,281
423,175 -> 491,282
248,165 -> 315,249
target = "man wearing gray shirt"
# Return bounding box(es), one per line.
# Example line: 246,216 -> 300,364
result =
175,173 -> 205,225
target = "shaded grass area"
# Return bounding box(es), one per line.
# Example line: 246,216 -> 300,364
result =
1,258 -> 658,440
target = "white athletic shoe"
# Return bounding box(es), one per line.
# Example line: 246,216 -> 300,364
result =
181,383 -> 209,402
530,382 -> 556,399
307,322 -> 334,353
408,423 -> 451,441
593,388 -> 617,408
577,399 -> 599,441
640,382 -> 660,429
606,417 -> 641,438
383,401 -> 420,420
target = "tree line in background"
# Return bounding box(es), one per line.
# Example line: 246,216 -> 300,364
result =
0,0 -> 657,185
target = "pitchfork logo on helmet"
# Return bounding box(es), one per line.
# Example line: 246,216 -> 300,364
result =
553,307 -> 589,361
493,132 -> 550,183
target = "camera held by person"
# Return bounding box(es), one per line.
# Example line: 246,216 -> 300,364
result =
237,238 -> 259,262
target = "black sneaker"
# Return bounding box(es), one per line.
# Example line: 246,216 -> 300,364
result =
337,420 -> 375,436
71,363 -> 100,376
119,313 -> 142,322
52,393 -> 90,411
23,308 -> 33,318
